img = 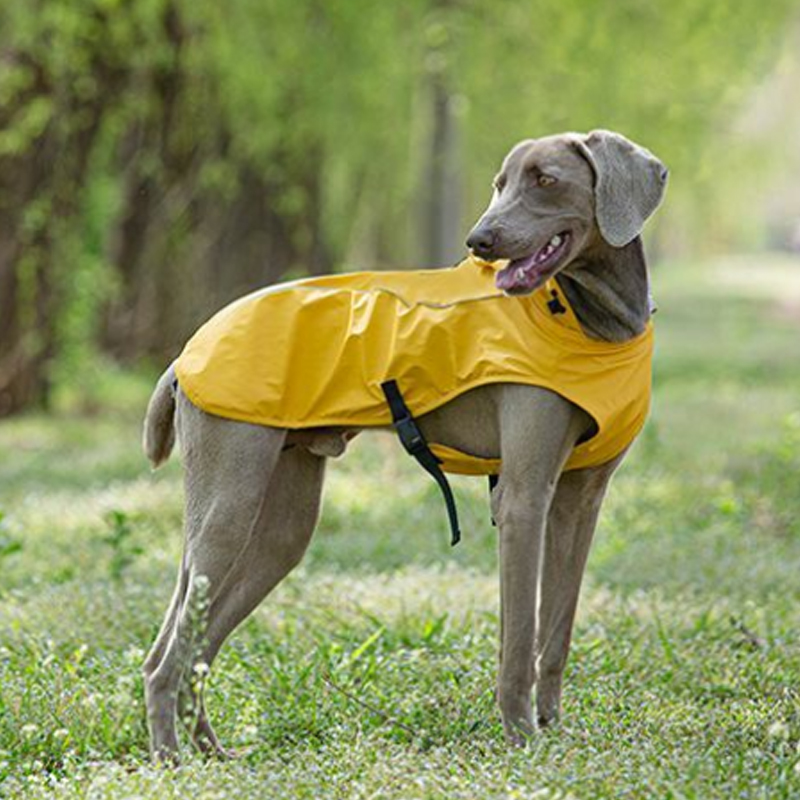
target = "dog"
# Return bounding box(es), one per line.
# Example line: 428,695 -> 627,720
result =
141,130 -> 667,758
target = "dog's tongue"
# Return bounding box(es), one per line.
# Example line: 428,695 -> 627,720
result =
495,254 -> 540,293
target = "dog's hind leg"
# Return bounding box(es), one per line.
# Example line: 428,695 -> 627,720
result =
143,398 -> 286,761
535,454 -> 622,727
142,552 -> 189,678
185,445 -> 325,757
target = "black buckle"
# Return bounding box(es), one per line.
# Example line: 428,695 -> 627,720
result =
395,415 -> 427,456
547,289 -> 567,315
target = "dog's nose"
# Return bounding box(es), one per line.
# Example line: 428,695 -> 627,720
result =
466,227 -> 496,259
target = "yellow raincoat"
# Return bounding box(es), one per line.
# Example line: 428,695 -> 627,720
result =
175,255 -> 653,473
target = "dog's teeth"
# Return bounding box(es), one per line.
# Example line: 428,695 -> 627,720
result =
550,234 -> 562,246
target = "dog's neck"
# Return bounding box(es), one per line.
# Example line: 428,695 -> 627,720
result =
555,236 -> 651,343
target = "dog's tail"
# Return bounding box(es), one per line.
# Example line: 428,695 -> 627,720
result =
143,363 -> 177,469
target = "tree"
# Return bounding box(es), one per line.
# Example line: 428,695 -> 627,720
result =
0,0 -> 796,414
0,0 -> 139,413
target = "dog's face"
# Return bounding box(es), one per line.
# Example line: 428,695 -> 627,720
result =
466,135 -> 597,295
466,131 -> 668,295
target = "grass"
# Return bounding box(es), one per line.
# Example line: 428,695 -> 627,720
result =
1,254 -> 800,798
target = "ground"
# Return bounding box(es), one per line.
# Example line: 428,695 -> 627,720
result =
1,255 -> 799,799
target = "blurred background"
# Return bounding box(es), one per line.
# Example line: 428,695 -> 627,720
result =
0,0 -> 799,414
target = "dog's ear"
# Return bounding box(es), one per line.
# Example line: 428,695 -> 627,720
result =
573,130 -> 668,248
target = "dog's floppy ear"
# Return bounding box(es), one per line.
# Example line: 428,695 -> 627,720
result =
573,130 -> 668,248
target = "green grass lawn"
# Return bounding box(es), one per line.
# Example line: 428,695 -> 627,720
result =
1,255 -> 799,799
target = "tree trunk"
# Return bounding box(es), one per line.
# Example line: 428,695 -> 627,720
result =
0,7 -> 130,416
423,79 -> 463,266
421,0 -> 463,268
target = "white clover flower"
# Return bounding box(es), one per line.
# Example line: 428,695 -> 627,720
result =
124,646 -> 145,665
767,720 -> 789,740
241,724 -> 258,739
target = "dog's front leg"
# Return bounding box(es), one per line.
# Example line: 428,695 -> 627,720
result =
494,479 -> 549,744
494,386 -> 589,746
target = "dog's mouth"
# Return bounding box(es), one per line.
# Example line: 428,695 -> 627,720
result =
495,232 -> 571,295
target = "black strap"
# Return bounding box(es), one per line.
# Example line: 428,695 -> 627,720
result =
380,379 -> 462,546
488,474 -> 499,526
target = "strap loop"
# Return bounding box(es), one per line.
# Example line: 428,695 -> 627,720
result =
488,473 -> 499,527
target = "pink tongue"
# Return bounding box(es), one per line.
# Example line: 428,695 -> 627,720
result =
495,254 -> 539,292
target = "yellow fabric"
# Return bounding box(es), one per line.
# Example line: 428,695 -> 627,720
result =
175,255 -> 653,473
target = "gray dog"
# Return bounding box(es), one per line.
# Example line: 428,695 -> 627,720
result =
142,130 -> 667,759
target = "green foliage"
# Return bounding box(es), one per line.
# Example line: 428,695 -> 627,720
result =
441,1 -> 797,197
50,155 -> 125,405
1,0 -> 797,411
0,0 -> 179,412
102,509 -> 144,581
0,511 -> 23,565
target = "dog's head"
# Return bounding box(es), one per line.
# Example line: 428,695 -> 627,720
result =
466,130 -> 668,295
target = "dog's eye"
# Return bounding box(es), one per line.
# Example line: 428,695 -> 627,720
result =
537,174 -> 558,188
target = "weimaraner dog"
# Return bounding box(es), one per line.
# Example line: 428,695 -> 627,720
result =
142,130 -> 667,758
